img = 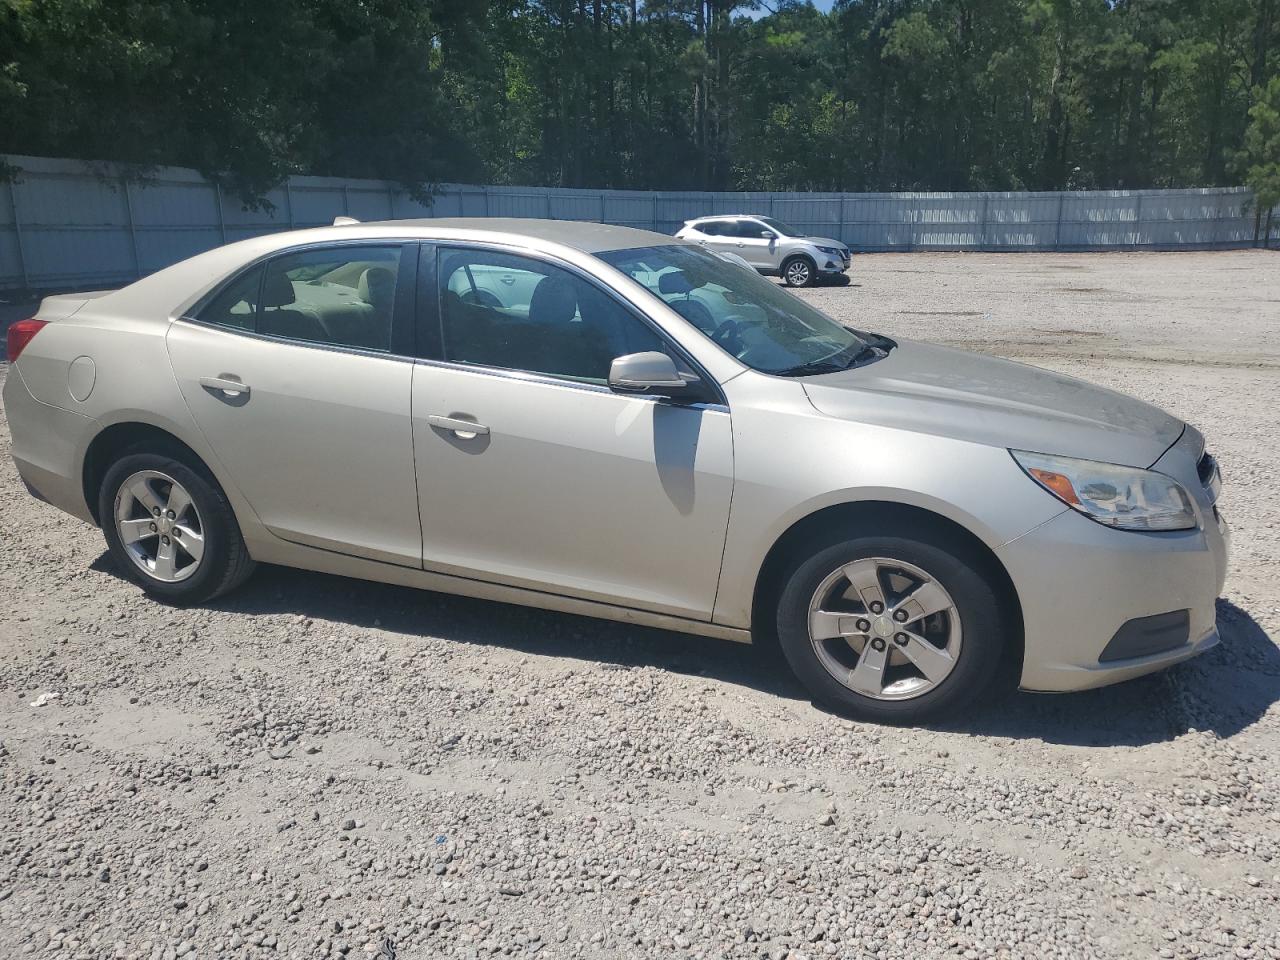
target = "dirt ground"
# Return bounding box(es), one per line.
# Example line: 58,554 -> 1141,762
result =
1,250 -> 1278,960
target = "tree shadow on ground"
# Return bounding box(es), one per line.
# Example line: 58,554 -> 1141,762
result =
93,555 -> 1279,747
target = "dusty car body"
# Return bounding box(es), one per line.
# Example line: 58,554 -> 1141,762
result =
3,219 -> 1228,722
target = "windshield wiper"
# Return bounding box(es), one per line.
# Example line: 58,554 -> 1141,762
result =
772,342 -> 885,378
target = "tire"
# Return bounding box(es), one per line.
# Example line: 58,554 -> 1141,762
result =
775,530 -> 1008,724
99,451 -> 256,605
781,255 -> 816,288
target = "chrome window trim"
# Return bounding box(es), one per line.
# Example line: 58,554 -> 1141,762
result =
172,313 -> 419,365
427,239 -> 728,408
411,354 -> 729,413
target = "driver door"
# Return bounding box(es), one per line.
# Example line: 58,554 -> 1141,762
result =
731,219 -> 779,270
411,246 -> 735,620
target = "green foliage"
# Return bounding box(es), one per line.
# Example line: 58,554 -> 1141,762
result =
1245,76 -> 1280,211
1,0 -> 1277,203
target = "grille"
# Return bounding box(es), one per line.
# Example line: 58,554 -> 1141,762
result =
1197,451 -> 1221,504
1196,451 -> 1216,485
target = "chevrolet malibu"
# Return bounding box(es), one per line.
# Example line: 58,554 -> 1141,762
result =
2,219 -> 1228,722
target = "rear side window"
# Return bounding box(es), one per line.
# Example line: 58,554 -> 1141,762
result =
696,221 -> 726,236
196,245 -> 403,352
260,246 -> 401,351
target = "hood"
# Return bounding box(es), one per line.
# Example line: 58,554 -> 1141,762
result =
801,340 -> 1183,468
805,236 -> 846,250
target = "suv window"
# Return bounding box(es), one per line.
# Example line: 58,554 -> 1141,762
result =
730,219 -> 772,239
198,245 -> 403,350
259,246 -> 402,350
697,221 -> 727,236
437,248 -> 669,384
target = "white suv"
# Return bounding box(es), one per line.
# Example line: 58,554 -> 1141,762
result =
675,215 -> 851,287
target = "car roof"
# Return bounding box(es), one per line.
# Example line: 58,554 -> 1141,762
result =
107,218 -> 683,318
356,217 -> 669,253
687,215 -> 763,223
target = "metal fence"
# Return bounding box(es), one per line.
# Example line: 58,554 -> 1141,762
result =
2,153 -> 1276,291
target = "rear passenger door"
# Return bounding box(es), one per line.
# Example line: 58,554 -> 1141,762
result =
166,241 -> 423,567
691,221 -> 737,258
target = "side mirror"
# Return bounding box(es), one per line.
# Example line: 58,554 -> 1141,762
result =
608,351 -> 692,394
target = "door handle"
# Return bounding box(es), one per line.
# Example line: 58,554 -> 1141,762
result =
199,376 -> 250,399
427,415 -> 489,439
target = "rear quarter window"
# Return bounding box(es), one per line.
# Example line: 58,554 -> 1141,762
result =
197,265 -> 262,331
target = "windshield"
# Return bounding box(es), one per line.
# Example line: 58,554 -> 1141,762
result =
758,217 -> 803,237
597,244 -> 871,375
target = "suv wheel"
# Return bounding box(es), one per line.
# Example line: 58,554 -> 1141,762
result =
775,532 -> 1007,723
782,256 -> 815,287
100,452 -> 256,604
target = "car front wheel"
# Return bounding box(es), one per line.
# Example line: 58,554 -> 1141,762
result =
775,532 -> 1008,723
100,451 -> 256,604
782,256 -> 816,287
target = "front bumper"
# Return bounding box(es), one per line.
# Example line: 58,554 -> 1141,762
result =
999,505 -> 1229,693
815,252 -> 851,276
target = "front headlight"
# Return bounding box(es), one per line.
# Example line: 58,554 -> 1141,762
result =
1010,450 -> 1197,531
816,245 -> 843,256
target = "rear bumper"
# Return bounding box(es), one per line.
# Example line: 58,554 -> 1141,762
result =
2,363 -> 97,523
1000,505 -> 1229,693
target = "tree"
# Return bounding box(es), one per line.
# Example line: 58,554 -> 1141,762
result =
1244,76 -> 1280,242
1,0 -> 1278,201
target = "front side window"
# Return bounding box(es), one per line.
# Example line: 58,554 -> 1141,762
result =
758,217 -> 803,237
598,243 -> 872,376
437,248 -> 669,384
198,245 -> 402,351
731,219 -> 773,240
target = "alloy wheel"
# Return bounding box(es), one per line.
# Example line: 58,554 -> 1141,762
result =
114,470 -> 205,583
785,260 -> 811,286
806,557 -> 962,701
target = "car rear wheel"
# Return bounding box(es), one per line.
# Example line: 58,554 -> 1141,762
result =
100,452 -> 255,604
775,532 -> 1007,723
782,255 -> 816,287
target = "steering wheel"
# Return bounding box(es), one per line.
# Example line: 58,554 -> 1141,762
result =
667,297 -> 717,335
710,316 -> 748,356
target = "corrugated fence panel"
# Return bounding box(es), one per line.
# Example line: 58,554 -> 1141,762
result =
1,154 -> 1276,290
127,172 -> 223,275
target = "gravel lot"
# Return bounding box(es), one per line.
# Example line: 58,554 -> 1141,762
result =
1,250 -> 1278,960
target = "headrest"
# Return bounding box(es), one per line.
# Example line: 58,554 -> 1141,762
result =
528,275 -> 578,326
658,270 -> 694,296
358,266 -> 396,304
261,269 -> 296,308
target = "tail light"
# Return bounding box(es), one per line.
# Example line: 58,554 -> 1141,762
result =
5,318 -> 48,362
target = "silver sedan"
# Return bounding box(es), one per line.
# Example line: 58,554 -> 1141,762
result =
2,219 -> 1228,723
